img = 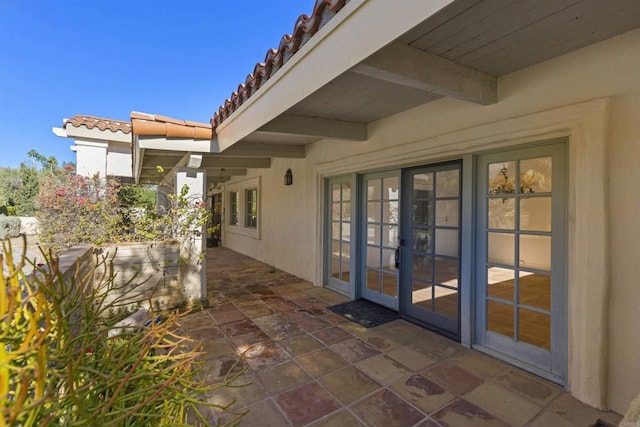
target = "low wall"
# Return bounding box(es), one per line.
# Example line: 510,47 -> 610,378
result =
57,245 -> 95,287
57,240 -> 198,314
17,216 -> 38,235
94,241 -> 182,311
56,245 -> 95,326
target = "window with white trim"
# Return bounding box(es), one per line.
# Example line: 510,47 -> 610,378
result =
229,191 -> 239,226
245,188 -> 258,229
226,177 -> 261,239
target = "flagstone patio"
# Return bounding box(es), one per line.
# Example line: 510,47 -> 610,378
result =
182,247 -> 622,426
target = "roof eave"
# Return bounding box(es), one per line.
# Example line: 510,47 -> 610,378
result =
59,124 -> 132,144
213,0 -> 457,151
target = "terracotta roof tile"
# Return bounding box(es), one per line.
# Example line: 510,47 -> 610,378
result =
211,0 -> 347,129
65,115 -> 132,134
131,112 -> 213,140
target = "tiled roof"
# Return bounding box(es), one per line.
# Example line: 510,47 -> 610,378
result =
211,0 -> 347,129
130,112 -> 214,139
65,115 -> 132,134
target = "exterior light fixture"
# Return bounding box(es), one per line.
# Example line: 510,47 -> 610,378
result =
284,168 -> 293,186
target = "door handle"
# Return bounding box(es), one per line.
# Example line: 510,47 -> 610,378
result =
394,246 -> 400,269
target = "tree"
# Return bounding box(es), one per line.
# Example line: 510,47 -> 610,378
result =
0,165 -> 39,216
27,149 -> 58,173
0,150 -> 66,216
12,164 -> 40,216
0,167 -> 18,213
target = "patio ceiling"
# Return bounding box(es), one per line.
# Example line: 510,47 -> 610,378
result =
136,0 -> 640,184
215,0 -> 640,148
136,145 -> 304,185
133,113 -> 311,185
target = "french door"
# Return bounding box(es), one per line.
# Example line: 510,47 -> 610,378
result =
400,163 -> 461,337
326,177 -> 354,296
338,141 -> 566,382
360,171 -> 400,309
358,166 -> 461,337
475,143 -> 567,383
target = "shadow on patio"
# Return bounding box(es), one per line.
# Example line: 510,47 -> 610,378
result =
179,247 -> 621,426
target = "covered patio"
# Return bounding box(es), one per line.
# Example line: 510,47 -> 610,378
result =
180,247 -> 621,426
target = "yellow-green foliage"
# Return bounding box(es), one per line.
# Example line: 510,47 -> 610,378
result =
0,243 -> 52,426
0,239 -> 238,426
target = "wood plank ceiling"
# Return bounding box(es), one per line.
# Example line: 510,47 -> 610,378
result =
274,0 -> 640,124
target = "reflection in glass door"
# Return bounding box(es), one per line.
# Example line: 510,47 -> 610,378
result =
401,163 -> 461,337
361,171 -> 400,309
476,143 -> 566,383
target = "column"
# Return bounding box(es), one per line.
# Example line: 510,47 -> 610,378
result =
175,168 -> 207,302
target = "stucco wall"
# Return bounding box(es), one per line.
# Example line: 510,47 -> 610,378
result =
76,144 -> 107,177
222,28 -> 640,413
106,141 -> 133,178
605,91 -> 640,415
223,157 -> 316,282
74,140 -> 132,179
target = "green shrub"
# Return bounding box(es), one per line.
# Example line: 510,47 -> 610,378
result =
0,238 -> 244,426
0,214 -> 20,239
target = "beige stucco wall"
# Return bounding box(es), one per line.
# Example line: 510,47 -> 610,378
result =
74,140 -> 133,179
604,85 -> 640,415
223,157 -> 317,282
106,141 -> 133,178
222,28 -> 640,413
76,143 -> 107,178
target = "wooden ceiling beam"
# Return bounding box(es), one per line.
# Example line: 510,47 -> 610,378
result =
351,41 -> 497,105
258,114 -> 367,141
221,142 -> 306,159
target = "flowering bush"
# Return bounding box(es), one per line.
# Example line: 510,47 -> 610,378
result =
36,166 -> 122,254
36,166 -> 211,259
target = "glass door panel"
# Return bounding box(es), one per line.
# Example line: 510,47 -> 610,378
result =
476,143 -> 566,384
360,171 -> 400,309
326,177 -> 353,295
401,163 -> 461,337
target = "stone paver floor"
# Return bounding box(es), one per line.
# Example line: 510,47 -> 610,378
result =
2,235 -> 41,274
181,248 -> 622,426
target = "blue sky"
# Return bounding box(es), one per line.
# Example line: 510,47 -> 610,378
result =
0,0 -> 317,168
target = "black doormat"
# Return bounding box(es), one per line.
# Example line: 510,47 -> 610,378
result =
327,299 -> 400,328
